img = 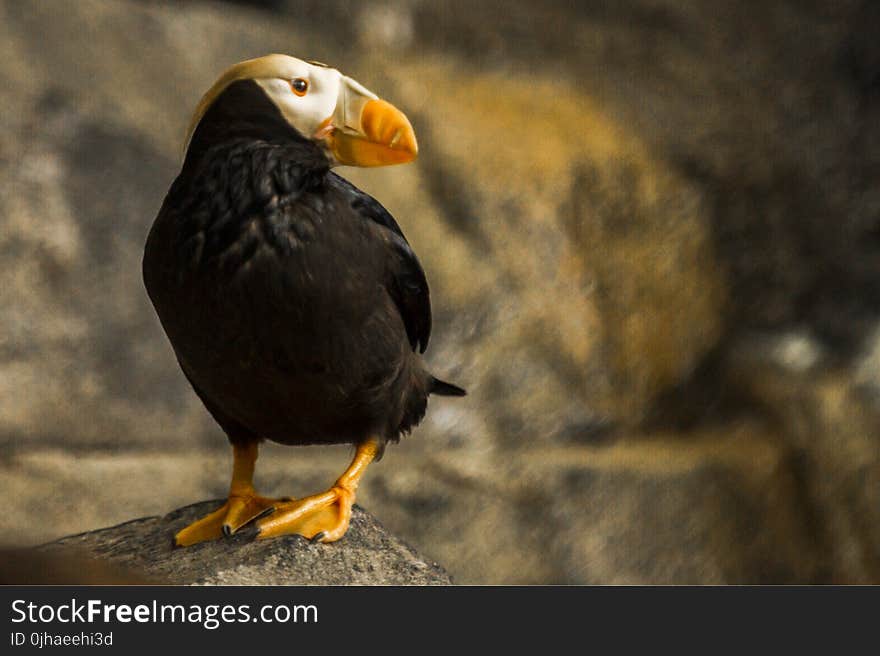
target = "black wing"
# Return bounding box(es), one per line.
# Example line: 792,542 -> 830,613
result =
330,173 -> 432,353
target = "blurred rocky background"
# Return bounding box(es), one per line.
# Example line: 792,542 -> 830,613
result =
1,0 -> 878,583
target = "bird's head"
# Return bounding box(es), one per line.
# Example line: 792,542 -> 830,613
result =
184,54 -> 418,167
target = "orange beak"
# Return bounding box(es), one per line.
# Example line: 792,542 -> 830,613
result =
328,99 -> 418,167
316,76 -> 418,167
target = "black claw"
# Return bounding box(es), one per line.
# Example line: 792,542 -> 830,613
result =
222,524 -> 233,537
311,532 -> 326,544
254,506 -> 275,521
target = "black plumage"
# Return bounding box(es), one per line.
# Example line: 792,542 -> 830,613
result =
143,79 -> 463,460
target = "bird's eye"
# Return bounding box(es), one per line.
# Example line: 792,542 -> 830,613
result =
291,78 -> 309,96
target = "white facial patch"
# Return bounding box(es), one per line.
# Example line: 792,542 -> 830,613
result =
254,61 -> 344,138
184,54 -> 383,157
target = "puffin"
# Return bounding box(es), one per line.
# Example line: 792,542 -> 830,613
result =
143,55 -> 464,546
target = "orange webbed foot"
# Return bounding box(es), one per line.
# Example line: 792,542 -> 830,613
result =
174,490 -> 286,547
255,485 -> 354,543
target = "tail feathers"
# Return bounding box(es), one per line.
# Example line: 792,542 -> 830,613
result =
430,376 -> 466,397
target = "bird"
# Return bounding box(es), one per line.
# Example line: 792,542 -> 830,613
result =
143,54 -> 465,547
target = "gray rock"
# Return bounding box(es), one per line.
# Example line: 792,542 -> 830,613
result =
40,501 -> 452,585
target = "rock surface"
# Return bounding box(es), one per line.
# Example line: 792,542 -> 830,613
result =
39,501 -> 451,585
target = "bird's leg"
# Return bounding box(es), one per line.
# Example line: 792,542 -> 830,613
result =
256,439 -> 379,543
174,442 -> 285,547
